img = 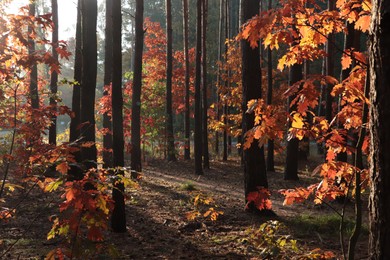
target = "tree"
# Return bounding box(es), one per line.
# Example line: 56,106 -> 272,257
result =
49,0 -> 58,145
284,63 -> 302,181
241,0 -> 269,211
202,0 -> 210,169
103,0 -> 113,168
111,0 -> 126,233
131,0 -> 144,175
28,1 -> 39,109
165,0 -> 176,162
369,1 -> 390,257
80,0 -> 98,169
194,0 -> 203,175
266,0 -> 274,172
183,0 -> 191,160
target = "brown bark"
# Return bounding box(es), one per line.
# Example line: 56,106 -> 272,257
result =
131,0 -> 144,176
183,0 -> 191,160
369,1 -> 390,258
202,0 -> 209,169
111,0 -> 126,233
80,0 -> 98,169
194,0 -> 203,175
49,0 -> 58,145
28,2 -> 39,109
241,0 -> 268,207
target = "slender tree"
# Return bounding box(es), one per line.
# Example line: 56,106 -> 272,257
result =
28,1 -> 39,109
215,0 -> 224,156
369,0 -> 390,257
183,0 -> 190,160
165,0 -> 176,161
111,0 -> 126,233
284,64 -> 302,180
222,0 -> 229,161
202,0 -> 209,169
241,0 -> 268,210
194,0 -> 203,175
325,0 -> 335,123
48,0 -> 58,145
103,0 -> 113,168
80,0 -> 98,169
131,0 -> 144,175
266,0 -> 274,172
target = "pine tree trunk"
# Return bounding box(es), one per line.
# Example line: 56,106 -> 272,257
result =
369,1 -> 390,257
266,0 -> 274,172
241,0 -> 268,208
80,0 -> 98,169
284,64 -> 302,180
131,0 -> 144,176
202,0 -> 210,169
194,0 -> 203,175
28,2 -> 39,109
165,0 -> 176,162
103,0 -> 113,168
111,0 -> 126,233
183,0 -> 191,160
49,0 -> 58,145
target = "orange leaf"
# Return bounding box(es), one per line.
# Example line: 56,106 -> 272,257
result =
56,162 -> 69,175
341,54 -> 352,70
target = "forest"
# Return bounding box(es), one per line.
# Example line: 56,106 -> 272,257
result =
0,0 -> 389,259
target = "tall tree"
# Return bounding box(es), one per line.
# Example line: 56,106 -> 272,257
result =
266,0 -> 274,172
241,0 -> 268,209
369,0 -> 390,257
28,1 -> 39,109
202,0 -> 209,169
165,0 -> 176,161
215,0 -> 224,156
222,0 -> 229,161
103,0 -> 113,168
284,64 -> 302,180
49,0 -> 58,145
194,0 -> 203,175
69,0 -> 82,146
131,0 -> 144,175
111,0 -> 126,233
80,0 -> 98,169
183,0 -> 191,160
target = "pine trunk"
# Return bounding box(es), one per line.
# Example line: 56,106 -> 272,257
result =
241,0 -> 268,207
80,0 -> 98,169
111,0 -> 126,233
49,0 -> 58,145
369,1 -> 390,258
165,0 -> 176,162
131,0 -> 144,176
183,0 -> 191,160
202,0 -> 209,169
194,0 -> 203,175
28,2 -> 39,109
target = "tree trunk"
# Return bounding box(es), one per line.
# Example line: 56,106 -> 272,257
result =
202,0 -> 209,169
80,0 -> 98,170
241,0 -> 268,208
194,0 -> 203,175
69,0 -> 82,174
369,1 -> 390,258
49,0 -> 58,145
111,0 -> 126,233
222,0 -> 229,161
325,0 -> 335,123
266,0 -> 274,172
131,0 -> 144,177
215,0 -> 224,156
183,0 -> 191,160
165,0 -> 176,162
284,64 -> 302,180
103,0 -> 113,168
28,2 -> 39,109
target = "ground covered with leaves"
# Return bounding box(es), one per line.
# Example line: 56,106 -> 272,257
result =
1,157 -> 369,259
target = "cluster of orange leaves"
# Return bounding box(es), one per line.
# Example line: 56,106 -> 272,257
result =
237,0 -> 371,207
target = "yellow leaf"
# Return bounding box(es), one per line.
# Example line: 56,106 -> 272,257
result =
291,113 -> 304,129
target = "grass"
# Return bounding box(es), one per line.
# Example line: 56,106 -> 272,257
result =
287,213 -> 363,238
179,181 -> 197,191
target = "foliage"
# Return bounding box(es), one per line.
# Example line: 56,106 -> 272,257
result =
185,192 -> 223,222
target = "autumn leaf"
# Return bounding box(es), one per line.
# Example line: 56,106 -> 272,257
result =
56,162 -> 69,175
291,113 -> 304,129
341,54 -> 352,70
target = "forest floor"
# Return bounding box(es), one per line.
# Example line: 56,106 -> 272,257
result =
0,152 -> 370,259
